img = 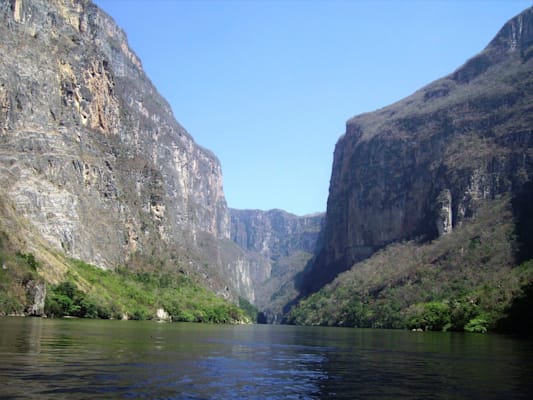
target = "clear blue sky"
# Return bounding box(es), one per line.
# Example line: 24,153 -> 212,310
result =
94,0 -> 530,216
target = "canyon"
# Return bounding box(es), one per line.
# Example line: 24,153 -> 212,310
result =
1,0 -> 532,330
0,0 -> 322,317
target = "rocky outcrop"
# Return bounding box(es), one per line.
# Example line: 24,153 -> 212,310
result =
436,189 -> 453,236
0,0 -> 245,298
24,280 -> 46,316
299,7 -> 533,294
230,209 -> 324,321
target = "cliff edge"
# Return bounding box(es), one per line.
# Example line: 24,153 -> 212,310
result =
299,7 -> 533,294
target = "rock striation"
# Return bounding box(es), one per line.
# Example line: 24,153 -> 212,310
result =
230,209 -> 324,263
230,209 -> 324,322
299,7 -> 533,294
0,0 -> 255,300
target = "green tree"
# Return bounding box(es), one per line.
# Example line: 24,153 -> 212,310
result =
409,302 -> 451,331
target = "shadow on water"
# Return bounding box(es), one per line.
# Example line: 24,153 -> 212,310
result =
0,318 -> 533,399
314,328 -> 533,399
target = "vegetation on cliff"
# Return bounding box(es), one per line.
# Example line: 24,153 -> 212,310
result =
45,260 -> 250,323
299,7 -> 533,297
1,1 -> 532,336
287,8 -> 533,335
0,226 -> 250,323
0,244 -> 41,315
287,198 -> 533,332
0,0 -> 248,305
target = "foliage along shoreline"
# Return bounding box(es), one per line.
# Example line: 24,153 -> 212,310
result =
0,234 -> 255,324
2,198 -> 531,334
286,198 -> 533,335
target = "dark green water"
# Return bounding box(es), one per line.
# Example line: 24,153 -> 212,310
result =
0,318 -> 532,399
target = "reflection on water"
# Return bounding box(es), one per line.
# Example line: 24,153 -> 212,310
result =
0,317 -> 532,399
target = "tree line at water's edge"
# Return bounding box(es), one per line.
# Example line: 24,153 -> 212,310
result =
286,198 -> 533,335
0,232 -> 256,324
2,197 -> 532,335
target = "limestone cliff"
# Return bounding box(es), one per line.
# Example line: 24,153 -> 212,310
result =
0,0 -> 245,297
299,7 -> 533,294
230,209 -> 324,322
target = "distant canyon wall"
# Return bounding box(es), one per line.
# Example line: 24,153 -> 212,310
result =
230,209 -> 324,320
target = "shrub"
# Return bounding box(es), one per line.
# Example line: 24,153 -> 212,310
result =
448,299 -> 479,331
45,280 -> 96,318
0,295 -> 23,315
239,297 -> 258,322
79,297 -> 98,318
96,303 -> 112,319
16,252 -> 39,270
408,302 -> 451,331
465,316 -> 489,333
45,292 -> 76,317
130,308 -> 149,320
171,309 -> 196,322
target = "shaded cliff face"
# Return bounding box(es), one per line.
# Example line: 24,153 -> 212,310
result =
0,1 -> 232,288
300,7 -> 533,294
230,209 -> 324,321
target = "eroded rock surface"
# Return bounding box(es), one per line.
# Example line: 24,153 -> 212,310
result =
0,0 -> 251,299
300,7 -> 533,294
230,209 -> 324,321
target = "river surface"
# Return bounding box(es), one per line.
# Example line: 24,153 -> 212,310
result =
0,318 -> 532,399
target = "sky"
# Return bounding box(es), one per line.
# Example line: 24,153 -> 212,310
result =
93,0 -> 531,216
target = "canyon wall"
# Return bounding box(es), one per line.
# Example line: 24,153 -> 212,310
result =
0,0 -> 256,299
230,209 -> 324,321
299,7 -> 533,294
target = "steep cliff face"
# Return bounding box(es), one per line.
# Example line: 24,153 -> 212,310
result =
230,209 -> 324,263
0,1 -> 237,294
230,209 -> 324,321
300,7 -> 533,294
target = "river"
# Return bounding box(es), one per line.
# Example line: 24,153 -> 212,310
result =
0,317 -> 532,399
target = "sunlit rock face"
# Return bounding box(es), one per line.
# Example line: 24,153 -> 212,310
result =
230,208 -> 325,321
0,0 -> 243,295
299,7 -> 533,295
